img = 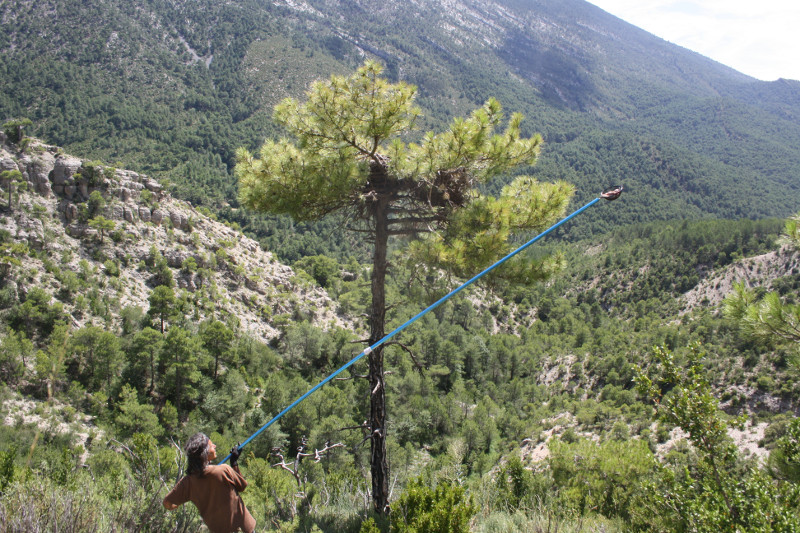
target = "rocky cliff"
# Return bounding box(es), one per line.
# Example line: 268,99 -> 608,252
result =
0,133 -> 354,342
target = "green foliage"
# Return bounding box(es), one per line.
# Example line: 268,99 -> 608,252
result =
1,169 -> 23,209
147,285 -> 178,333
2,118 -> 32,144
0,330 -> 32,386
146,247 -> 175,288
79,161 -> 110,187
359,518 -> 382,533
493,456 -> 540,513
635,345 -> 800,531
122,327 -> 163,396
0,445 -> 15,493
723,212 -> 800,354
160,326 -> 207,416
86,190 -> 106,216
549,438 -> 655,521
66,325 -> 124,391
242,456 -> 301,526
294,255 -> 341,289
391,477 -> 476,533
114,385 -> 163,439
8,287 -> 65,340
88,215 -> 115,243
413,184 -> 571,287
201,369 -> 253,431
200,319 -> 235,380
781,213 -> 800,249
181,255 -> 198,273
770,418 -> 800,483
237,60 -> 574,512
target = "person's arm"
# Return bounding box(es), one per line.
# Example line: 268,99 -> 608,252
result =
223,465 -> 247,492
163,499 -> 179,510
163,476 -> 189,510
227,444 -> 248,492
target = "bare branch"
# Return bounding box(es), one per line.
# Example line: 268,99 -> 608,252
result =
339,423 -> 371,432
313,441 -> 345,461
334,373 -> 369,381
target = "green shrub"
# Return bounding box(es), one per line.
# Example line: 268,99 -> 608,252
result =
549,438 -> 655,521
103,259 -> 120,277
494,456 -> 538,513
0,445 -> 15,493
391,477 -> 476,533
3,118 -> 32,144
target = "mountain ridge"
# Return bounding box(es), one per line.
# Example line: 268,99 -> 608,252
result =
2,0 -> 799,261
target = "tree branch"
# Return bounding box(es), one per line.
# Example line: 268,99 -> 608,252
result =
384,341 -> 424,373
334,373 -> 369,381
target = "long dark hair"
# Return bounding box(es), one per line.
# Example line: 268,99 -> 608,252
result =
185,432 -> 210,476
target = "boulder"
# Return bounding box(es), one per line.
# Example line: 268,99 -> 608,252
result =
178,276 -> 198,292
66,224 -> 84,237
52,156 -> 82,185
0,156 -> 19,173
151,209 -> 165,225
22,152 -> 55,187
139,207 -> 151,222
170,210 -> 186,230
115,169 -> 140,182
0,148 -> 17,169
143,179 -> 162,193
164,249 -> 191,268
63,202 -> 79,222
37,182 -> 52,196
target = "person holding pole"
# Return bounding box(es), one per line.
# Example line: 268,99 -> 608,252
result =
163,433 -> 256,533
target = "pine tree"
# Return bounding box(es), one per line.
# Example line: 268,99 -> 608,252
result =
236,61 -> 573,512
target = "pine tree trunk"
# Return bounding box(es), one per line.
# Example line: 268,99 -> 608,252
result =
368,193 -> 391,514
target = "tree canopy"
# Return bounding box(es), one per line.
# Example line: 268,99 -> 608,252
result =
236,61 -> 573,513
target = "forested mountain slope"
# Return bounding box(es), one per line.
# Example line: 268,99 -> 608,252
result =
1,131 -> 799,530
1,0 -> 799,259
2,0 -> 800,528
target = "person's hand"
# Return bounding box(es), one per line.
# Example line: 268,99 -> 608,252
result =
229,443 -> 242,467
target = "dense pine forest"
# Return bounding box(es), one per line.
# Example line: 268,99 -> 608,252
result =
1,0 -> 800,531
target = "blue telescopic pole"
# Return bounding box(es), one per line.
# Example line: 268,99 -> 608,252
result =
220,193 -> 612,464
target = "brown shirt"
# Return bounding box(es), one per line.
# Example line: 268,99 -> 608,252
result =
164,464 -> 256,533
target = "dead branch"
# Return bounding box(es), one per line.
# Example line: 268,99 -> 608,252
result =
270,436 -> 345,489
334,373 -> 369,381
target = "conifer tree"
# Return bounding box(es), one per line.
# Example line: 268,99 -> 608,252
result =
723,213 -> 800,486
236,61 -> 573,512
